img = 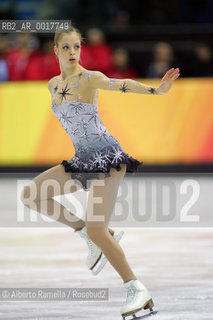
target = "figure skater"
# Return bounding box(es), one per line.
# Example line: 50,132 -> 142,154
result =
20,25 -> 180,319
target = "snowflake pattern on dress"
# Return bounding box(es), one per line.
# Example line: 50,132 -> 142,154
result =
59,110 -> 74,126
68,156 -> 80,168
90,125 -> 112,143
83,109 -> 99,127
111,145 -> 126,164
51,100 -> 144,191
89,150 -> 108,169
70,103 -> 84,115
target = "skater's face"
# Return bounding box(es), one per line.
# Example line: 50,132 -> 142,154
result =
54,32 -> 81,67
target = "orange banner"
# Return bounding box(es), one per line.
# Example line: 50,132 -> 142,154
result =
0,78 -> 212,165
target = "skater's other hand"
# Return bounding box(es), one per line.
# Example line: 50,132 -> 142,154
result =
158,68 -> 180,94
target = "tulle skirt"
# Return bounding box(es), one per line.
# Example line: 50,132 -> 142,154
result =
60,143 -> 144,191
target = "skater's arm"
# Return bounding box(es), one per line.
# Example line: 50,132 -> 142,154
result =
90,68 -> 180,95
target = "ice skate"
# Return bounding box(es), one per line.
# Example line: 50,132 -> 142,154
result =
75,226 -> 124,275
120,280 -> 158,320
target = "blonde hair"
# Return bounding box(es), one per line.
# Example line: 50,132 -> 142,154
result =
54,25 -> 85,47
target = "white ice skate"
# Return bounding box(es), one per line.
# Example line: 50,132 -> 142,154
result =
120,279 -> 158,319
75,226 -> 124,276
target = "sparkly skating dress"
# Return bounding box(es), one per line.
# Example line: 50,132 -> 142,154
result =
50,70 -> 158,191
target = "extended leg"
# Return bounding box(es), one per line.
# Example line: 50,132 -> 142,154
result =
85,164 -> 137,283
20,164 -> 85,229
20,164 -> 115,234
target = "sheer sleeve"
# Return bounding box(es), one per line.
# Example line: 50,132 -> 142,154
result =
90,71 -> 164,95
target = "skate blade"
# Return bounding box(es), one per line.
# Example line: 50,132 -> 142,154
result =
122,309 -> 158,320
91,231 -> 124,276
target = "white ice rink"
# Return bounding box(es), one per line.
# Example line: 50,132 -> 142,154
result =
0,175 -> 212,320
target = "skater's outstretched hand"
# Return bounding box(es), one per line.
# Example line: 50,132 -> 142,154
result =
158,68 -> 180,94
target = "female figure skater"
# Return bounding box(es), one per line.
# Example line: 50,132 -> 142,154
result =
21,26 -> 180,319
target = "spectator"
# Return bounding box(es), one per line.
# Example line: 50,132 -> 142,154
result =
146,42 -> 175,78
192,43 -> 213,77
106,48 -> 138,78
80,28 -> 113,74
40,39 -> 60,80
7,33 -> 43,81
0,35 -> 10,60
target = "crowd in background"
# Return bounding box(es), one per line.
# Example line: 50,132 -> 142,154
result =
0,27 -> 213,82
0,28 -> 139,81
0,0 -> 213,81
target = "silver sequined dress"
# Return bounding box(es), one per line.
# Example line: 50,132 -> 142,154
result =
51,100 -> 143,190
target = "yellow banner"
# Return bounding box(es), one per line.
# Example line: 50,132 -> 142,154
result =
0,79 -> 212,165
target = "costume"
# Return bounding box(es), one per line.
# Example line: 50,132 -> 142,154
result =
51,100 -> 143,190
50,70 -> 162,190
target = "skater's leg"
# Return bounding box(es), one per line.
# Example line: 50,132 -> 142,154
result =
20,164 -> 85,229
85,164 -> 137,283
20,164 -> 115,236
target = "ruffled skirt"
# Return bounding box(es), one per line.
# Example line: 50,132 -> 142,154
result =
60,143 -> 144,191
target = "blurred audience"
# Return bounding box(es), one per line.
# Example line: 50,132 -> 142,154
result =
0,60 -> 9,82
192,43 -> 213,77
0,29 -> 212,81
0,36 -> 10,60
146,42 -> 175,78
80,28 -> 113,74
106,48 -> 138,78
0,36 -> 9,81
6,33 -> 43,81
40,39 -> 60,79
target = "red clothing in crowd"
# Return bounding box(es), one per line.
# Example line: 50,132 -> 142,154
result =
40,54 -> 60,80
6,45 -> 138,81
7,48 -> 60,81
7,48 -> 43,80
80,42 -> 113,73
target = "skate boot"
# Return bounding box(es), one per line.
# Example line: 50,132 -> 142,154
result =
75,226 -> 124,275
120,279 -> 157,319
